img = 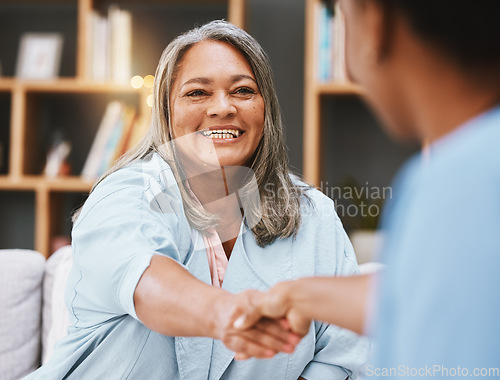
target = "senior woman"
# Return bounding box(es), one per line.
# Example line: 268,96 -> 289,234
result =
26,21 -> 369,379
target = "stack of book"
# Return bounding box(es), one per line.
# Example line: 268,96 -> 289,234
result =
81,101 -> 147,181
87,5 -> 132,83
317,1 -> 347,82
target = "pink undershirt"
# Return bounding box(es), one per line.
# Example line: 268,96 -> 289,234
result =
187,184 -> 229,287
202,231 -> 228,287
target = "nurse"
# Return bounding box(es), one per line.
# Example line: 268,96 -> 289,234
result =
26,21 -> 369,379
235,0 -> 500,374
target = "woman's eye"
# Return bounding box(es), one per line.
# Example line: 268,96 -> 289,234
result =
235,87 -> 256,95
186,90 -> 206,97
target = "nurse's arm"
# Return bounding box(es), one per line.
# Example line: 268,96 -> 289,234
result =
234,274 -> 373,336
133,254 -> 301,358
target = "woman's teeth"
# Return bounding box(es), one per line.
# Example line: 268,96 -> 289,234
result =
202,129 -> 241,139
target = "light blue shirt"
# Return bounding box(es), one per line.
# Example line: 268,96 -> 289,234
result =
26,152 -> 369,379
370,105 -> 500,378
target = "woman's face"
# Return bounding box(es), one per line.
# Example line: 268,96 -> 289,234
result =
169,40 -> 265,171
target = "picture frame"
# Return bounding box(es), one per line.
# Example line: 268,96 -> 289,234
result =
15,33 -> 64,80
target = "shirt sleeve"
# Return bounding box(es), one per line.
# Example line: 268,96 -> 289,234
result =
300,195 -> 371,379
68,179 -> 187,328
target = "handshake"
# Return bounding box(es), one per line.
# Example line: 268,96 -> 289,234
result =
214,279 -> 316,361
213,275 -> 368,360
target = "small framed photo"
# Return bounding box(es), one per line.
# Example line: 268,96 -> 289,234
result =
15,33 -> 64,80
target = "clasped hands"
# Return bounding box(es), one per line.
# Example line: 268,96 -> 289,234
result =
214,281 -> 308,361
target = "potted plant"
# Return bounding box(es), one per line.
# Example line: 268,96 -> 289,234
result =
328,177 -> 387,264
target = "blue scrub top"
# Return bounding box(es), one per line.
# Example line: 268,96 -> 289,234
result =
370,105 -> 500,378
26,152 -> 369,379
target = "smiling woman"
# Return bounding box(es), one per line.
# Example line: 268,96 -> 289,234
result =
25,20 -> 369,379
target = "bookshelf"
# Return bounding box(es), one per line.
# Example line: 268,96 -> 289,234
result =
303,0 -> 365,186
0,0 -> 247,257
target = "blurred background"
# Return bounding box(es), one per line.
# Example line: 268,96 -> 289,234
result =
0,0 -> 417,261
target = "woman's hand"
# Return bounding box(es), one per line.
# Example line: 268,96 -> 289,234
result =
134,255 -> 301,359
212,289 -> 302,359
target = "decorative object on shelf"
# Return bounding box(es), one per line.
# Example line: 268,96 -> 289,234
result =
44,131 -> 72,178
15,33 -> 64,80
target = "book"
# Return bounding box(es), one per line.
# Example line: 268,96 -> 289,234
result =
124,115 -> 149,152
109,5 -> 132,84
317,1 -> 347,82
81,101 -> 124,181
318,2 -> 333,82
89,10 -> 109,81
332,1 -> 347,82
86,5 -> 132,83
108,105 -> 137,167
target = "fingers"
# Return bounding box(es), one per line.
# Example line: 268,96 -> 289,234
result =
254,318 -> 301,347
222,332 -> 278,360
287,309 -> 312,338
233,290 -> 287,330
230,318 -> 305,360
233,303 -> 264,331
234,353 -> 251,361
238,328 -> 300,354
221,287 -> 310,360
225,318 -> 301,359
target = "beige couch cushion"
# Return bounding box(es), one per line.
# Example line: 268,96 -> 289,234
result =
0,249 -> 45,380
42,245 -> 72,364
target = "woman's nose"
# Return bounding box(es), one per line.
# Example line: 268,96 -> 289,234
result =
207,93 -> 236,118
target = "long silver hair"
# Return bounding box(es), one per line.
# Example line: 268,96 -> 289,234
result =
87,20 -> 304,247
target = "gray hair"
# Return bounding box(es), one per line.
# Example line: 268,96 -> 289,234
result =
87,20 -> 304,247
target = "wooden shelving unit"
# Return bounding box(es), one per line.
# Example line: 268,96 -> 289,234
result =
0,0 -> 246,257
303,0 -> 363,186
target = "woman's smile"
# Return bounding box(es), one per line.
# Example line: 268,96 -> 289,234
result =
199,126 -> 244,140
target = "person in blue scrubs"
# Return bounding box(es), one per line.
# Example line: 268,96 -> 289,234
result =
235,0 -> 500,375
25,21 -> 369,379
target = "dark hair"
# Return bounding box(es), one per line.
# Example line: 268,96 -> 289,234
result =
374,0 -> 500,70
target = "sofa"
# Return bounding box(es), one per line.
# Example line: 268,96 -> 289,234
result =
0,247 -> 72,380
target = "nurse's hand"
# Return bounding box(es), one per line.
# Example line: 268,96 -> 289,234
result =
213,289 -> 302,359
231,275 -> 373,350
231,282 -> 312,360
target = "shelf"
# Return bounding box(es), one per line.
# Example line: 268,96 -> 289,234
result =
0,77 -> 147,94
2,77 -> 150,95
23,79 -> 147,94
0,175 -> 93,192
93,0 -> 230,3
0,1 -> 75,3
0,175 -> 38,190
0,78 -> 15,91
316,82 -> 365,96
